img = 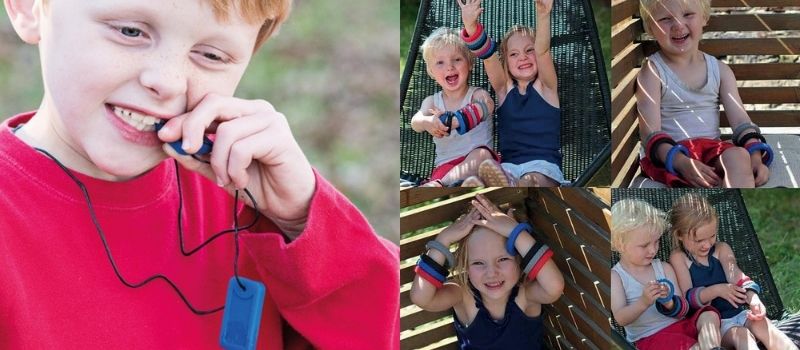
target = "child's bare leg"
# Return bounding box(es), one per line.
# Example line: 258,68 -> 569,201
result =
714,147 -> 755,188
722,326 -> 758,350
696,310 -> 723,350
746,318 -> 798,350
518,172 -> 559,187
439,148 -> 494,186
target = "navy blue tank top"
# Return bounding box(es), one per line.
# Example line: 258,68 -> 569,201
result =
496,81 -> 562,167
687,245 -> 745,318
453,284 -> 544,349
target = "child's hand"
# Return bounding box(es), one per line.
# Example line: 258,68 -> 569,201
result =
438,207 -> 481,246
157,93 -> 315,238
639,281 -> 664,306
712,283 -> 748,308
747,294 -> 767,321
424,108 -> 449,138
457,0 -> 484,33
535,0 -> 554,15
752,158 -> 770,187
470,194 -> 519,237
674,155 -> 721,188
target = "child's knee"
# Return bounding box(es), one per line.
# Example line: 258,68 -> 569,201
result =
697,310 -> 720,327
468,147 -> 493,161
729,326 -> 754,343
721,147 -> 750,163
519,173 -> 537,186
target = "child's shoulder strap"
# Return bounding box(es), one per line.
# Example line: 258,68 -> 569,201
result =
703,52 -> 721,91
432,91 -> 445,110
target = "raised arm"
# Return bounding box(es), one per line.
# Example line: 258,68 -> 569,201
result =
458,0 -> 508,96
533,0 -> 558,98
468,194 -> 563,305
409,209 -> 480,311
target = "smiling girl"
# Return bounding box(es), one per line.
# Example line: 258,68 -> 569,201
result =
410,194 -> 564,348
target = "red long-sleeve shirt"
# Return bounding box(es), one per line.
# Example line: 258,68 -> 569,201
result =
0,112 -> 399,349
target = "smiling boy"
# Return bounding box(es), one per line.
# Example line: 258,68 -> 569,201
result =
0,0 -> 399,348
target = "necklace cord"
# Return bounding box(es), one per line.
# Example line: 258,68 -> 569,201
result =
35,148 -> 259,315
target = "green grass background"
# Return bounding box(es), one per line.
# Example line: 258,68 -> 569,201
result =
742,189 -> 800,314
0,1 -> 400,242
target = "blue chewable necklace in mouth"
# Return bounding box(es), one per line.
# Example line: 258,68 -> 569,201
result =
154,121 -> 214,156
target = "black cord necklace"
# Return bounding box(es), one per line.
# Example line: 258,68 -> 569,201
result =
35,147 -> 259,315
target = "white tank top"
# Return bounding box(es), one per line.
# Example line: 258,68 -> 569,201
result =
432,87 -> 494,165
648,51 -> 721,142
612,259 -> 677,343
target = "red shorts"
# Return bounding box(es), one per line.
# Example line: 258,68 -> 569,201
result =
640,138 -> 736,187
429,146 -> 500,181
635,306 -> 721,350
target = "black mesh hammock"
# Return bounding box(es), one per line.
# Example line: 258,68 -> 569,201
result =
611,189 -> 800,349
400,0 -> 610,186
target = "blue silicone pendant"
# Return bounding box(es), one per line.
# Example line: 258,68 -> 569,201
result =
219,277 -> 266,350
154,122 -> 214,156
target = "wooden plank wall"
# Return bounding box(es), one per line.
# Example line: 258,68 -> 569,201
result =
611,0 -> 800,187
399,188 -> 612,349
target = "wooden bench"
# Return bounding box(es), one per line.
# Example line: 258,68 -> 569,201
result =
611,0 -> 800,188
400,187 -> 613,349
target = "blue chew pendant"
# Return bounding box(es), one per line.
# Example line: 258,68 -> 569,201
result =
220,277 -> 266,350
153,122 -> 214,156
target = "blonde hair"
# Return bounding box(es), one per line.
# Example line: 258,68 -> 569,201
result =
669,193 -> 717,251
421,27 -> 475,71
611,199 -> 667,252
41,0 -> 292,50
639,0 -> 711,36
499,25 -> 536,81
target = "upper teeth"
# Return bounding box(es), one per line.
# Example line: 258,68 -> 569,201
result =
113,106 -> 162,131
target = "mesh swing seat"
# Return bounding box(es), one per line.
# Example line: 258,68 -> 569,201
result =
611,189 -> 800,349
400,0 -> 610,187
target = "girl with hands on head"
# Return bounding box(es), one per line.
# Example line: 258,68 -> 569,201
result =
410,193 -> 564,349
668,194 -> 795,349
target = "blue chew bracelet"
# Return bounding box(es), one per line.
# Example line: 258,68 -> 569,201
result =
656,278 -> 675,304
506,223 -> 532,255
454,110 -> 468,135
746,142 -> 774,167
665,144 -> 690,175
417,258 -> 447,283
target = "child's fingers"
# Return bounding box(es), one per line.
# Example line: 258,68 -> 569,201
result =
471,199 -> 490,217
171,94 -> 265,154
476,194 -> 500,212
471,219 -> 488,227
209,114 -> 269,187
